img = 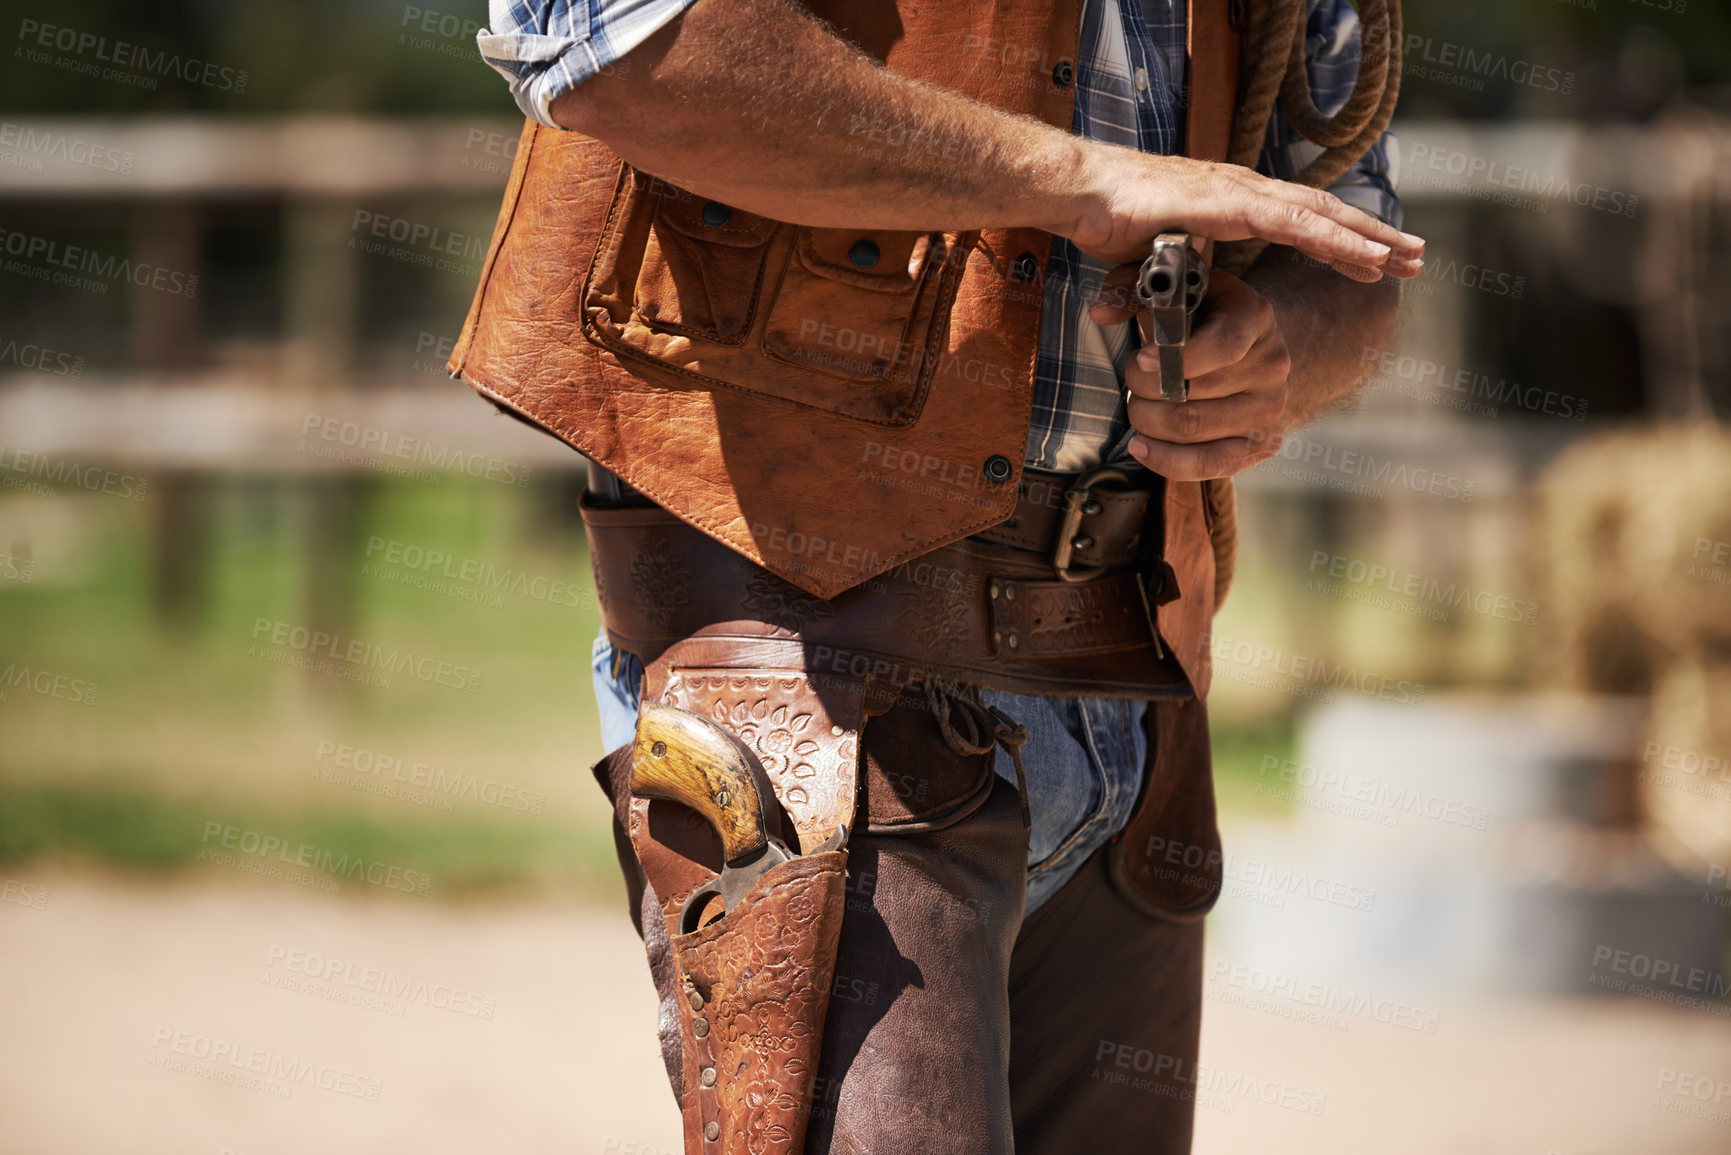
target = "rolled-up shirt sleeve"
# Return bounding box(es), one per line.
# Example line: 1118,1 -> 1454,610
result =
1258,0 -> 1404,229
477,0 -> 702,129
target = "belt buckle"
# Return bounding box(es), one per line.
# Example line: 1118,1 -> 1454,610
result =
1050,466 -> 1130,583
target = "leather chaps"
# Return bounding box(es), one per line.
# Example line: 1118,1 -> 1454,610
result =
587,477 -> 1220,1153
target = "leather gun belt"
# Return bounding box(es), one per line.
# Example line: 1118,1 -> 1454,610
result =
582,465 -> 1194,701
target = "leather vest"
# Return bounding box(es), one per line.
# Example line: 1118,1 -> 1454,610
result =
448,0 -> 1242,698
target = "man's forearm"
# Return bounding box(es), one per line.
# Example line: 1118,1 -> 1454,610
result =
549,0 -> 1421,272
1246,246 -> 1402,432
552,0 -> 1088,237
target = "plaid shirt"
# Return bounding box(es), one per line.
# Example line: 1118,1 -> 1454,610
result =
480,0 -> 1401,471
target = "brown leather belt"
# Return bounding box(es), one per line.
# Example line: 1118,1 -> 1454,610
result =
592,461 -> 1163,572
972,464 -> 1161,578
582,463 -> 1192,701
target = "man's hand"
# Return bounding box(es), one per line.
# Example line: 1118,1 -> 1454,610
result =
1091,245 -> 1404,480
1066,151 -> 1424,280
1092,268 -> 1290,481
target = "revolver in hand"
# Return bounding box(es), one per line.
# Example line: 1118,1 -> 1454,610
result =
1134,233 -> 1210,402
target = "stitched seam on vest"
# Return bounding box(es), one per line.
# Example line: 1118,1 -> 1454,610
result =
450,118 -> 541,376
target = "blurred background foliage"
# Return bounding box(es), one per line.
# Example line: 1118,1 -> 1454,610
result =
1,0 -> 1728,117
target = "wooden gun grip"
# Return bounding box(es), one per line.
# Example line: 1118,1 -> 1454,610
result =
631,701 -> 781,864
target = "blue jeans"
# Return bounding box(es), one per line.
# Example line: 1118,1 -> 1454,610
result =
590,631 -> 1148,915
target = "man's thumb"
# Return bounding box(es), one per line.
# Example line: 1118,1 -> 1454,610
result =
1088,261 -> 1144,327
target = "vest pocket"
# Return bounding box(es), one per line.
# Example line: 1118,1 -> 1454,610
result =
582,168 -> 962,428
635,185 -> 777,342
585,169 -> 777,354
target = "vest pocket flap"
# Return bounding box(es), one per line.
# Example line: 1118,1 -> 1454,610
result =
797,227 -> 931,292
761,230 -> 951,393
652,186 -> 779,248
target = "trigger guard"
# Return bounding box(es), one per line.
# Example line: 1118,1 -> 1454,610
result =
678,876 -> 724,935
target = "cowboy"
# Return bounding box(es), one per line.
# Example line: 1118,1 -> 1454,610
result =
457,0 -> 1420,1150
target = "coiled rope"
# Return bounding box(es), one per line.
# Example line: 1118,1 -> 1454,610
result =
1216,0 -> 1403,275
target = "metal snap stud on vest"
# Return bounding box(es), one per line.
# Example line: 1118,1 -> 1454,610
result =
705,1121 -> 720,1141
689,989 -> 704,1011
701,201 -> 732,228
1072,534 -> 1095,552
984,454 -> 1013,484
1052,60 -> 1074,88
1012,252 -> 1039,283
694,1017 -> 710,1038
701,1066 -> 717,1086
848,239 -> 880,269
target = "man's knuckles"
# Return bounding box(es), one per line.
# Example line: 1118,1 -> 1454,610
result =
1265,335 -> 1293,382
1128,396 -> 1277,446
1206,294 -> 1271,357
1169,403 -> 1207,444
1246,432 -> 1283,465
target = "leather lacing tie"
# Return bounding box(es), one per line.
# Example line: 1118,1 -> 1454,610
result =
924,680 -> 1033,831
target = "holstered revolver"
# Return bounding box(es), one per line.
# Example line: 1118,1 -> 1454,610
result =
1134,232 -> 1210,402
628,699 -> 850,1155
631,701 -> 810,933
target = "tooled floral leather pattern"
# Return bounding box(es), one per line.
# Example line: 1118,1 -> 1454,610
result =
741,572 -> 835,636
660,670 -> 861,855
630,537 -> 692,631
672,852 -> 847,1155
591,550 -> 611,613
896,579 -> 971,655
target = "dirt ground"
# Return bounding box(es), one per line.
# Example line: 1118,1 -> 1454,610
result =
2,865 -> 1729,1155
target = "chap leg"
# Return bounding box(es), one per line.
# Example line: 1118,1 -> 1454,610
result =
804,774 -> 1029,1155
1007,850 -> 1207,1154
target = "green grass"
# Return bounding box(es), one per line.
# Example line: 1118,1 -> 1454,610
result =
0,780 -> 622,895
0,472 -> 622,893
1211,715 -> 1299,819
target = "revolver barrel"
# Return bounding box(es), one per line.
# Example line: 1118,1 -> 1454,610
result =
1134,233 -> 1210,402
